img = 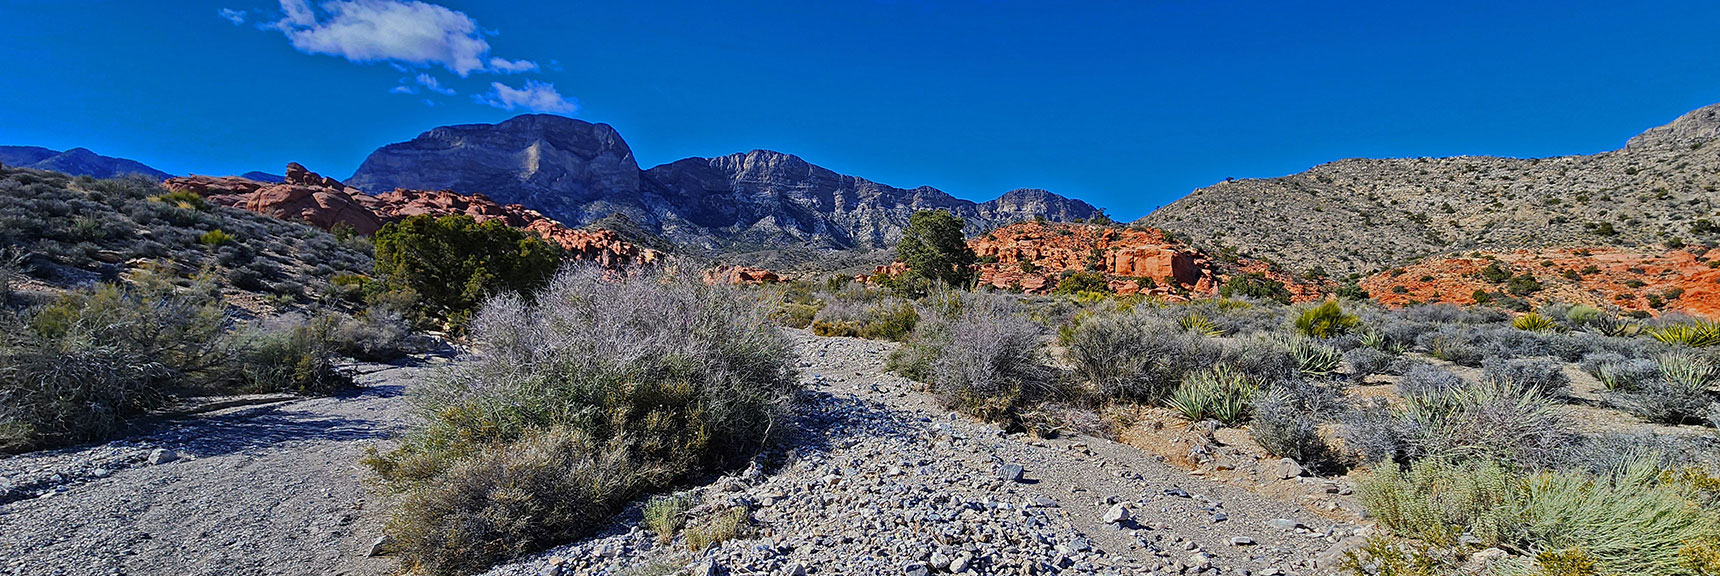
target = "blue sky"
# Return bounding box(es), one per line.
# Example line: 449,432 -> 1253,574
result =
2,1 -> 1718,220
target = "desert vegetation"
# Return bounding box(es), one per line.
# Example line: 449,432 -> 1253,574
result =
747,210 -> 1720,576
364,266 -> 798,574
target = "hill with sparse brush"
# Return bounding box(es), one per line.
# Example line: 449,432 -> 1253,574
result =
1137,103 -> 1720,278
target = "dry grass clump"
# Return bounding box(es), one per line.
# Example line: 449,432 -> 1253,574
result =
365,266 -> 798,575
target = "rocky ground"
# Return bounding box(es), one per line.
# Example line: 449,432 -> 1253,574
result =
484,331 -> 1363,576
0,332 -> 1364,576
0,360 -> 440,576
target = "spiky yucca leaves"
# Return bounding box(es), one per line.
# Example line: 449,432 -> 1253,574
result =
1277,334 -> 1344,377
1512,312 -> 1558,332
1177,312 -> 1226,337
1649,320 -> 1720,348
1296,299 -> 1361,338
1166,364 -> 1257,425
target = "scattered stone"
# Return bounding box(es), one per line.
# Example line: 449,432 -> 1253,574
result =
1270,458 -> 1304,480
367,535 -> 391,557
997,464 -> 1025,482
1102,503 -> 1131,525
147,448 -> 177,465
1229,536 -> 1255,546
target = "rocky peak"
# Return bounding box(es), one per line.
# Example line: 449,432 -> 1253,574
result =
1625,102 -> 1720,151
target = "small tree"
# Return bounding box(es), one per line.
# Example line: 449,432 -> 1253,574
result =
1219,272 -> 1291,304
373,215 -> 560,327
896,209 -> 976,289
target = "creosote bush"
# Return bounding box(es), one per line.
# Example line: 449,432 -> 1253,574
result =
365,266 -> 798,574
372,214 -> 561,328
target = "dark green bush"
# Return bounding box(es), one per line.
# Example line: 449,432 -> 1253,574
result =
895,209 -> 976,289
1219,272 -> 1291,304
1053,270 -> 1112,295
1295,299 -> 1360,338
373,214 -> 561,327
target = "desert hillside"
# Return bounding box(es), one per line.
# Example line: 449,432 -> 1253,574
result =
1138,103 -> 1720,278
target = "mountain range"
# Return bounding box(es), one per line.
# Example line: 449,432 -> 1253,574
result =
0,146 -> 171,180
345,115 -> 1100,252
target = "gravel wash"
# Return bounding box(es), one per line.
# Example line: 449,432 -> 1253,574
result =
484,331 -> 1364,576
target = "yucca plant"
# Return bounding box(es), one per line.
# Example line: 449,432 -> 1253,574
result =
1656,351 -> 1718,391
1512,312 -> 1558,332
1177,313 -> 1225,337
1278,335 -> 1344,377
1166,364 -> 1257,425
1648,320 -> 1720,348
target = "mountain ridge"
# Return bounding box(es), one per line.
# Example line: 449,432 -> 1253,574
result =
0,146 -> 171,181
346,115 -> 1101,252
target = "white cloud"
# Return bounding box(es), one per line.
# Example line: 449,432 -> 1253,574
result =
220,8 -> 248,25
487,57 -> 537,74
476,80 -> 577,114
269,0 -> 537,77
389,84 -> 417,94
415,73 -> 455,95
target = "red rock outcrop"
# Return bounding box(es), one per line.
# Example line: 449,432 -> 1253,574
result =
164,164 -> 662,270
703,265 -> 784,286
968,222 -> 1218,298
1362,247 -> 1720,318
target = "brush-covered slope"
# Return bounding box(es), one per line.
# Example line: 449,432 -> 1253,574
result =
1137,103 -> 1720,277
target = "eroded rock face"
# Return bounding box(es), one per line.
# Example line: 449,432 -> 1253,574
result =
167,165 -> 385,234
165,164 -> 662,270
1362,247 -> 1720,318
968,222 -> 1217,297
703,265 -> 784,286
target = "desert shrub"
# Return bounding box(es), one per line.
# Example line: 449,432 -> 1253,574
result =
1224,336 -> 1301,383
1219,272 -> 1291,304
1483,357 -> 1571,398
1063,308 -> 1223,403
372,214 -> 561,328
1579,353 -> 1659,391
1296,299 -> 1360,338
891,292 -> 1048,422
1404,378 -> 1568,465
1396,364 -> 1465,398
1358,458 -> 1515,546
643,494 -> 693,543
1053,270 -> 1111,295
382,428 -> 651,575
330,304 -> 417,362
1347,369 -> 1567,466
1513,460 -> 1720,576
1345,347 -> 1396,379
810,298 -> 918,341
153,190 -> 207,210
1338,535 -> 1451,576
367,266 -> 797,574
1648,320 -> 1720,348
685,506 -> 752,552
236,314 -> 353,395
1604,352 -> 1717,425
1250,380 -> 1343,471
1166,364 -> 1257,425
0,276 -> 241,452
198,228 -> 234,247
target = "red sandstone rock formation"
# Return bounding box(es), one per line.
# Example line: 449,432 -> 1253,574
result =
164,164 -> 662,270
967,222 -> 1219,298
1362,247 -> 1720,318
703,265 -> 784,286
